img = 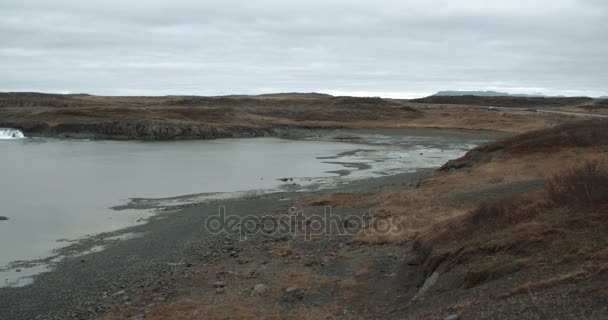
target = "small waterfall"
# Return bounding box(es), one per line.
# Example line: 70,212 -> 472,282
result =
0,128 -> 26,140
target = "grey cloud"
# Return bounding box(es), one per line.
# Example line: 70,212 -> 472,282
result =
0,0 -> 606,97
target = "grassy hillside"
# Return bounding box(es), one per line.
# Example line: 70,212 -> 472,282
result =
0,92 -> 586,139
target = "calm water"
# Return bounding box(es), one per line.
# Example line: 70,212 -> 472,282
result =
0,130 -> 488,286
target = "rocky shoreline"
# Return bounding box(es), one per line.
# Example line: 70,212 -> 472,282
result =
0,171 -> 425,320
0,120 -> 344,141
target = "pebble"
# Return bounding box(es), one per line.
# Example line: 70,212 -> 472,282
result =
444,315 -> 461,320
212,281 -> 225,288
284,286 -> 299,294
282,286 -> 305,302
251,283 -> 269,296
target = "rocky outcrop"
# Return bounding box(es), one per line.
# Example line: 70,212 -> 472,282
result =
0,120 -> 333,140
50,121 -> 231,140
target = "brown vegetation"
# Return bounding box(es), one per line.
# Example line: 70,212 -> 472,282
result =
546,160 -> 608,208
0,92 -> 584,139
441,119 -> 608,170
418,159 -> 608,270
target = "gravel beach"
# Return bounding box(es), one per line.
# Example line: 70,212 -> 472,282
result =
0,168 -> 428,320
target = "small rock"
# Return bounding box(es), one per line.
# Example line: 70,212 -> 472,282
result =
0,216 -> 8,221
404,254 -> 421,266
251,284 -> 269,296
444,314 -> 461,320
215,287 -> 225,294
284,286 -> 299,294
282,286 -> 305,302
213,281 -> 225,288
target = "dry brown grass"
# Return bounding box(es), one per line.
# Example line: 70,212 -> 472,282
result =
414,158 -> 608,278
441,119 -> 608,171
398,103 -> 558,133
546,160 -> 608,208
500,119 -> 608,152
347,152 -> 592,245
350,187 -> 470,244
503,262 -> 608,297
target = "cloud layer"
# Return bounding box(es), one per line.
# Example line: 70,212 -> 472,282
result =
1,0 -> 606,97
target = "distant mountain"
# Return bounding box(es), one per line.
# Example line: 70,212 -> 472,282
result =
599,96 -> 608,99
433,90 -> 547,97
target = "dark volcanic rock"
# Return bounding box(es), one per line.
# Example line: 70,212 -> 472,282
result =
0,120 -> 280,141
0,216 -> 8,221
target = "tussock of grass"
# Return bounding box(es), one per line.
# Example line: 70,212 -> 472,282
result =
546,160 -> 608,208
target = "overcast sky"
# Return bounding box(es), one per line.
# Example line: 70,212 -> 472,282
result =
0,0 -> 606,98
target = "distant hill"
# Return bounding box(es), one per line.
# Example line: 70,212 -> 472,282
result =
411,95 -> 594,108
433,90 -> 549,97
432,90 -> 608,99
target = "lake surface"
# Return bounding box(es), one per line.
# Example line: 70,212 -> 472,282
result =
0,129 -> 491,286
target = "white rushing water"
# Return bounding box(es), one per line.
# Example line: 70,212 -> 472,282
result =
0,128 -> 25,140
0,129 -> 493,287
